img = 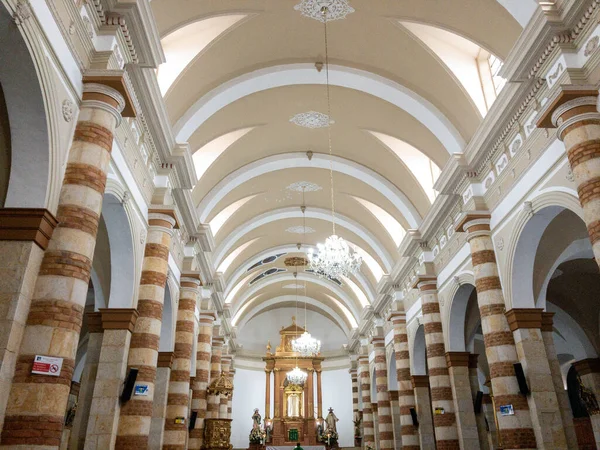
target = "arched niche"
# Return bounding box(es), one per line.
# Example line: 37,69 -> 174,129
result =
411,324 -> 427,375
0,4 -> 50,208
388,350 -> 398,390
447,283 -> 476,352
159,281 -> 175,352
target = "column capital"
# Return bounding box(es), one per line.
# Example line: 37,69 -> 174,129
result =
98,308 -> 138,332
0,208 -> 58,250
505,308 -> 544,331
86,311 -> 103,334
82,70 -> 136,117
199,311 -> 217,323
148,206 -> 180,230
455,211 -> 491,234
445,352 -> 471,367
386,311 -> 406,324
181,272 -> 202,288
411,375 -> 429,388
349,368 -> 358,377
412,275 -> 437,291
574,358 -> 600,376
541,312 -> 555,332
158,351 -> 175,368
536,85 -> 599,130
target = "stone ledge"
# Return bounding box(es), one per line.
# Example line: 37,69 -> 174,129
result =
505,308 -> 544,331
99,308 -> 138,332
158,351 -> 175,368
86,312 -> 103,334
411,375 -> 429,388
0,208 -> 58,250
445,352 -> 471,368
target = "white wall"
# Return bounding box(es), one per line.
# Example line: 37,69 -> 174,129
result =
321,369 -> 353,448
232,368 -> 266,448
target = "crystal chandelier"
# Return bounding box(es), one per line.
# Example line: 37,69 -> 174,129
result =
292,331 -> 321,357
306,6 -> 362,279
287,366 -> 308,385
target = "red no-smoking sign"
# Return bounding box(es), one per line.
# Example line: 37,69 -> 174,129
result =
32,355 -> 63,377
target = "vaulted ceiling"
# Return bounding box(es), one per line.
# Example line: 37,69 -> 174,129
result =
151,0 -> 537,355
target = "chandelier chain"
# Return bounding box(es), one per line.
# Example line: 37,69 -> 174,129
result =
323,7 -> 336,235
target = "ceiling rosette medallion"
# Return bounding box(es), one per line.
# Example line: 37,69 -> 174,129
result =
287,181 -> 322,192
286,226 -> 316,234
290,111 -> 334,129
294,0 -> 355,22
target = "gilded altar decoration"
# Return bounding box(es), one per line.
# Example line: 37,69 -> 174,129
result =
578,374 -> 600,415
284,383 -> 304,418
208,371 -> 234,398
204,418 -> 233,450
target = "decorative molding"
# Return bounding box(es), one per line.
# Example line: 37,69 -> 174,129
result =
293,0 -> 355,22
286,225 -> 316,234
0,209 -> 58,251
289,111 -> 334,129
62,99 -> 75,122
286,181 -> 322,192
12,0 -> 32,25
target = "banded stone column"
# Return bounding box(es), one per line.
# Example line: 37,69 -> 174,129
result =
84,309 -> 138,449
388,311 -> 419,450
220,355 -> 232,418
415,276 -> 460,449
358,354 -> 375,447
537,88 -> 600,269
371,334 -> 393,450
163,274 -> 201,449
228,367 -> 235,419
189,312 -> 215,450
207,333 -> 224,419
0,83 -> 126,449
150,352 -> 174,450
115,209 -> 178,449
541,313 -> 578,449
350,368 -> 359,421
573,358 -> 600,446
456,214 -> 536,449
389,391 -> 402,450
411,376 -> 435,450
506,308 -> 568,449
445,352 -> 480,449
70,312 -> 104,449
468,355 -> 491,450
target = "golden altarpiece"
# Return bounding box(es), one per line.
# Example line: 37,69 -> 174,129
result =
263,318 -> 324,445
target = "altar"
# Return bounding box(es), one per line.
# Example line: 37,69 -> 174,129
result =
267,446 -> 326,450
263,318 -> 324,446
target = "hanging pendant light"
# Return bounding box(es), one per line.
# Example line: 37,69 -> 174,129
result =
307,5 -> 362,280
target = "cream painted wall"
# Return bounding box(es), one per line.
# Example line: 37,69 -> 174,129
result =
230,368 -> 354,448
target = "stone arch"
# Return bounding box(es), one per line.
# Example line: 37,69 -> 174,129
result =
411,324 -> 427,375
0,3 -> 55,208
159,275 -> 178,352
447,278 -> 476,352
388,349 -> 398,390
504,190 -> 584,309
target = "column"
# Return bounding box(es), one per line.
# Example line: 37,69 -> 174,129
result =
207,333 -> 224,419
573,358 -> 600,446
70,312 -> 103,449
228,367 -> 235,420
468,355 -> 491,450
411,376 -> 435,450
415,276 -> 460,448
0,82 -> 126,449
163,274 -> 201,449
537,87 -> 600,269
445,352 -> 480,449
150,352 -> 174,450
316,366 -> 322,419
372,403 -> 379,450
457,214 -> 537,449
189,312 -> 215,450
371,333 -> 394,450
388,311 -> 419,450
505,308 -> 568,449
541,313 -> 578,449
84,309 -> 138,449
358,353 -> 375,447
220,354 -> 231,418
0,209 -> 57,431
116,208 -> 178,448
265,369 -> 272,420
388,391 -> 402,450
350,367 -> 359,419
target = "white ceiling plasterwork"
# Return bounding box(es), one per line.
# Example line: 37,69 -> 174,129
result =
290,111 -> 334,128
286,226 -> 316,234
287,181 -> 323,192
293,0 -> 356,23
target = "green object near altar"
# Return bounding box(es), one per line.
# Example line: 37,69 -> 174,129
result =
288,428 -> 299,441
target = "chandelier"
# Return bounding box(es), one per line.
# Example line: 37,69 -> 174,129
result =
287,366 -> 308,385
306,6 -> 362,279
292,331 -> 321,357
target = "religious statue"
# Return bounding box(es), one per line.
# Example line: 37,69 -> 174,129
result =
325,407 -> 339,433
249,408 -> 264,444
320,407 -> 339,448
353,412 -> 361,437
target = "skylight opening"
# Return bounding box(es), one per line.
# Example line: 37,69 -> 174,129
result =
488,55 -> 506,95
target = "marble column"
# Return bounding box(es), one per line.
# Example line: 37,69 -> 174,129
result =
84,309 -> 138,449
445,352 -> 480,449
207,333 -> 224,419
573,358 -> 600,446
506,308 -> 568,449
371,334 -> 394,450
415,276 -> 459,449
70,312 -> 104,450
411,375 -> 435,450
0,82 -> 126,449
265,368 -> 272,420
537,88 -> 600,269
541,313 -> 578,449
358,353 -> 375,447
116,209 -> 178,448
220,355 -> 232,419
0,209 -> 57,431
149,352 -> 174,450
467,354 -> 490,450
388,311 -> 419,450
163,274 -> 201,449
457,214 -> 537,449
189,312 -> 215,450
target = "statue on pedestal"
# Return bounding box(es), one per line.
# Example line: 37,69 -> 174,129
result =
319,407 -> 339,448
249,408 -> 264,444
353,412 -> 361,438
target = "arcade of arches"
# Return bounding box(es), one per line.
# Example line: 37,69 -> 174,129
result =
4,0 -> 600,449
